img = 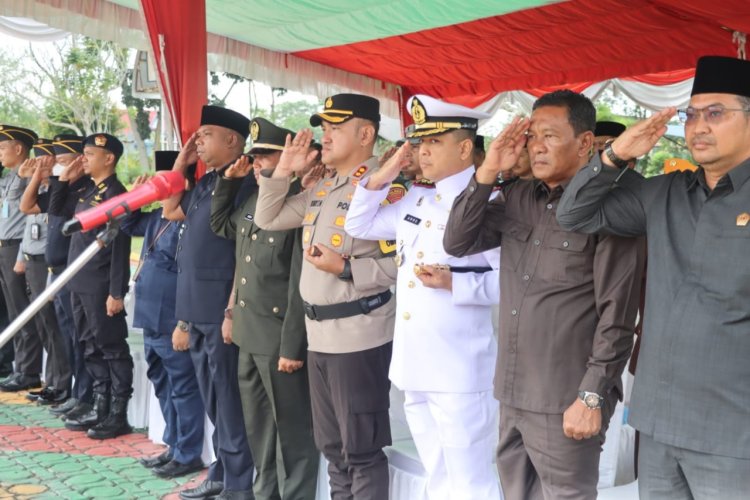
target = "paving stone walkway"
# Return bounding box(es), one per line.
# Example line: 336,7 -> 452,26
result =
0,389 -> 206,499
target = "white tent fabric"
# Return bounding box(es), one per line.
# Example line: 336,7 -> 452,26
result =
0,16 -> 69,41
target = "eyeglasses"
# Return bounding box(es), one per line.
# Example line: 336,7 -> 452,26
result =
677,105 -> 750,124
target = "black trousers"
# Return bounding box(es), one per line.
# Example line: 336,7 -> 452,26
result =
25,259 -> 72,392
0,244 -> 42,375
308,342 -> 393,500
189,321 -> 254,491
50,269 -> 92,401
70,290 -> 133,398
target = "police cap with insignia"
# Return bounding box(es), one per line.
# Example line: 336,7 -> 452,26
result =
691,55 -> 750,98
0,125 -> 39,149
83,133 -> 124,160
406,94 -> 490,138
248,117 -> 294,154
201,105 -> 251,139
52,134 -> 84,155
594,121 -> 626,138
310,93 -> 380,127
155,150 -> 180,172
33,138 -> 55,157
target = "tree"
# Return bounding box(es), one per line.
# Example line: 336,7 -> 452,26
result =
3,36 -> 128,138
254,99 -> 320,137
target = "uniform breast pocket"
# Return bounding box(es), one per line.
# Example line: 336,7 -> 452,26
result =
498,218 -> 532,271
539,229 -> 591,282
252,232 -> 289,268
707,227 -> 750,295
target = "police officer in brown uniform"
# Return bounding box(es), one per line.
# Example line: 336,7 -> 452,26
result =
254,94 -> 396,500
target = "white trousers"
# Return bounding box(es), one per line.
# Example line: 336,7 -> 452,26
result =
404,390 -> 503,500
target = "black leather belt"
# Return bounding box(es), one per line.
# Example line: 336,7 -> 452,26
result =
303,290 -> 392,321
23,253 -> 46,262
0,239 -> 22,247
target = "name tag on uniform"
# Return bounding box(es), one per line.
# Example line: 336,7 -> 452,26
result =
30,223 -> 41,241
404,214 -> 421,225
1,200 -> 8,219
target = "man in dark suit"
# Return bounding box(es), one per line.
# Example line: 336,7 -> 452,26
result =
211,117 -> 319,500
163,106 -> 256,500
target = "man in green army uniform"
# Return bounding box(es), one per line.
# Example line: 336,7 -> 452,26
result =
210,117 -> 319,500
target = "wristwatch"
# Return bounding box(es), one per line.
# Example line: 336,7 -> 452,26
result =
578,391 -> 604,410
338,258 -> 353,281
177,320 -> 189,332
603,140 -> 631,169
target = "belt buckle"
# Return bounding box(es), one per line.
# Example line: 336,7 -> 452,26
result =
303,302 -> 317,320
358,297 -> 373,314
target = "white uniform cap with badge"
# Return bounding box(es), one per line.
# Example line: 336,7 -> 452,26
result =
406,94 -> 491,138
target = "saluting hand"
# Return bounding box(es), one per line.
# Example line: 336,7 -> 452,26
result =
415,264 -> 452,291
605,107 -> 676,166
132,174 -> 150,188
476,116 -> 530,185
368,142 -> 412,191
301,163 -> 325,191
106,295 -> 124,317
60,155 -> 84,183
274,129 -> 318,178
18,158 -> 37,178
35,155 -> 54,180
304,244 -> 346,275
174,132 -> 199,173
562,399 -> 602,440
278,357 -> 304,373
224,154 -> 252,179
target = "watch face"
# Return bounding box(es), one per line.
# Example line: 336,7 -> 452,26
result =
584,394 -> 600,408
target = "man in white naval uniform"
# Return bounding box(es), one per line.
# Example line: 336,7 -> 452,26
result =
345,94 -> 502,500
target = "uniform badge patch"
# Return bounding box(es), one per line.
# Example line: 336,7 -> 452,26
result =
316,190 -> 327,197
331,233 -> 343,247
352,165 -> 368,178
404,214 -> 421,225
303,230 -> 311,243
334,216 -> 345,227
94,135 -> 107,146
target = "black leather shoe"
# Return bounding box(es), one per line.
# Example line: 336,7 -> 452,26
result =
50,397 -> 79,415
215,490 -> 254,500
178,480 -> 224,499
26,387 -> 51,401
0,374 -> 41,392
153,458 -> 204,478
37,389 -> 69,406
139,450 -> 172,469
58,399 -> 88,419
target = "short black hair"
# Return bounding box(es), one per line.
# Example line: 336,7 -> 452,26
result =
453,128 -> 477,144
532,89 -> 596,135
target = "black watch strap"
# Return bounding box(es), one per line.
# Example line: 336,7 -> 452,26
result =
604,140 -> 630,169
338,258 -> 353,281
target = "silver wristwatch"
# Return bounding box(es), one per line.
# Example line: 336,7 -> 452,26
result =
578,391 -> 604,410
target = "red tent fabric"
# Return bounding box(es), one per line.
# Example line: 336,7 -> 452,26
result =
294,0 -> 749,107
139,0 -> 207,176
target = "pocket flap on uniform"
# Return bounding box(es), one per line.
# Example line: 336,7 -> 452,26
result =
544,229 -> 589,252
499,218 -> 532,242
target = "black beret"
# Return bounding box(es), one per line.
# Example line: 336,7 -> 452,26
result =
33,138 -> 55,157
52,134 -> 84,155
248,117 -> 294,154
201,105 -> 251,139
691,56 -> 750,98
0,125 -> 38,149
83,133 -> 124,160
594,121 -> 626,138
310,93 -> 380,127
155,150 -> 180,172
